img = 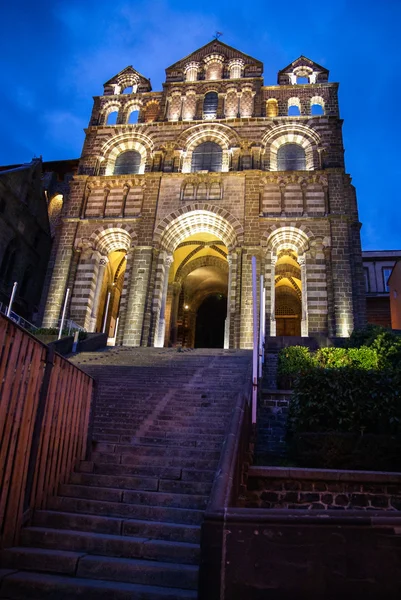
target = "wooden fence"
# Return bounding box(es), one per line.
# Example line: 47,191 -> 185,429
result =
0,314 -> 93,549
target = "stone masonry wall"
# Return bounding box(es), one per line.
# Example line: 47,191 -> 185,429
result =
244,467 -> 401,511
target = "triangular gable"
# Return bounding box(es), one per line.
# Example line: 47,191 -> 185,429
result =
104,66 -> 151,93
165,40 -> 263,80
278,56 -> 329,84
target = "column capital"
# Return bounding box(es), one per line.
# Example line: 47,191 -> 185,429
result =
99,256 -> 109,267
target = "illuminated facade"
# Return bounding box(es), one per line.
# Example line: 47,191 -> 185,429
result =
42,40 -> 366,347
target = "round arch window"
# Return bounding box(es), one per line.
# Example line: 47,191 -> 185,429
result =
114,150 -> 141,175
277,143 -> 306,171
191,142 -> 222,172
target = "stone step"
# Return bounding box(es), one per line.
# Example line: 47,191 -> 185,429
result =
80,461 -> 215,482
75,555 -> 198,590
92,443 -> 220,460
19,528 -> 199,565
47,496 -> 204,526
92,429 -> 225,441
0,571 -> 198,599
68,475 -> 208,509
69,474 -> 160,493
1,547 -> 85,576
90,452 -> 218,470
33,511 -> 201,544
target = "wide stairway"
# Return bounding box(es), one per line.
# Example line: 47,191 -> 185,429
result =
0,347 -> 251,599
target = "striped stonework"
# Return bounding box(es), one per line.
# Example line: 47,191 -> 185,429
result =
43,41 -> 365,345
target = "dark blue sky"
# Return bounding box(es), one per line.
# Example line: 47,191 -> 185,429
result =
1,0 -> 400,249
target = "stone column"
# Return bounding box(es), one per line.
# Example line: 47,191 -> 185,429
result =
269,254 -> 277,337
88,256 -> 108,332
299,254 -> 309,337
122,247 -> 153,346
154,253 -> 174,348
169,281 -> 181,346
224,253 -> 233,349
42,245 -> 75,328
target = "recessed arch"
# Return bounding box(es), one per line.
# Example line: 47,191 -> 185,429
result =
82,224 -> 137,255
178,123 -> 239,173
154,206 -> 243,253
265,226 -> 311,254
262,123 -> 321,171
100,132 -> 154,175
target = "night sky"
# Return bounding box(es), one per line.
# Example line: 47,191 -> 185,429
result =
1,0 -> 400,249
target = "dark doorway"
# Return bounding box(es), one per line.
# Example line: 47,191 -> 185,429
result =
195,294 -> 227,348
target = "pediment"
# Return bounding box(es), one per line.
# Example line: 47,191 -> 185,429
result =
278,56 -> 329,84
104,66 -> 151,93
166,40 -> 263,80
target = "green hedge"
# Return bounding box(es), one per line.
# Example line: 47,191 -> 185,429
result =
288,367 -> 401,435
277,344 -> 379,376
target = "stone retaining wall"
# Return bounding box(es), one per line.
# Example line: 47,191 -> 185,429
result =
244,466 -> 401,511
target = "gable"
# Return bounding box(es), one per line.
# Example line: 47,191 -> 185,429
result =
104,66 -> 151,94
278,56 -> 329,84
165,40 -> 263,81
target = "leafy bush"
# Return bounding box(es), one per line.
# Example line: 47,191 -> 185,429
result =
314,346 -> 378,370
348,325 -> 401,369
290,432 -> 401,471
277,346 -> 314,376
288,367 -> 401,436
33,327 -> 87,340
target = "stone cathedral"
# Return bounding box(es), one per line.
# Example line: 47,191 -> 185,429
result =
42,40 -> 366,349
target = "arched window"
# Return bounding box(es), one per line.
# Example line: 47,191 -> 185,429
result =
297,76 -> 309,84
114,150 -> 141,175
106,111 -> 118,125
203,92 -> 218,119
191,142 -> 222,172
311,104 -> 324,116
122,86 -> 133,94
288,98 -> 301,116
128,109 -> 139,124
277,144 -> 306,171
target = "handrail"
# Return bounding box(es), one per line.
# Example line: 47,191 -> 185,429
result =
0,313 -> 94,549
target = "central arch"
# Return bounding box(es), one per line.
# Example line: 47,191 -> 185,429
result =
154,208 -> 241,348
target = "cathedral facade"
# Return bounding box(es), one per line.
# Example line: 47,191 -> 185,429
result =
42,41 -> 366,348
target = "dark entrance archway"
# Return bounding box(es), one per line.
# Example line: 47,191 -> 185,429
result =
195,294 -> 227,348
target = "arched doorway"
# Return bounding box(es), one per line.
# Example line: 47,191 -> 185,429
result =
195,294 -> 227,348
166,233 -> 229,348
274,249 -> 302,336
95,250 -> 127,341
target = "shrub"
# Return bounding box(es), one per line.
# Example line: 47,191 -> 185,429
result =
288,367 -> 401,436
32,327 -> 87,340
348,326 -> 401,369
314,346 -> 378,370
277,346 -> 314,377
290,432 -> 401,471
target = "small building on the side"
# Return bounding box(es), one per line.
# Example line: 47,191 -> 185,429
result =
0,159 -> 52,323
362,250 -> 401,328
388,260 -> 401,330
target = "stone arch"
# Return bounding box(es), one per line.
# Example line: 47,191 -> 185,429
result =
154,205 -> 243,252
310,95 -> 325,115
176,255 -> 228,284
48,193 -> 63,236
263,225 -> 313,254
178,123 -> 240,173
100,101 -> 121,125
75,224 -> 137,254
100,132 -> 154,175
262,124 -> 321,171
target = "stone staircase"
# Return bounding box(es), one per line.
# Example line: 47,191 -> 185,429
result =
0,347 -> 251,599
